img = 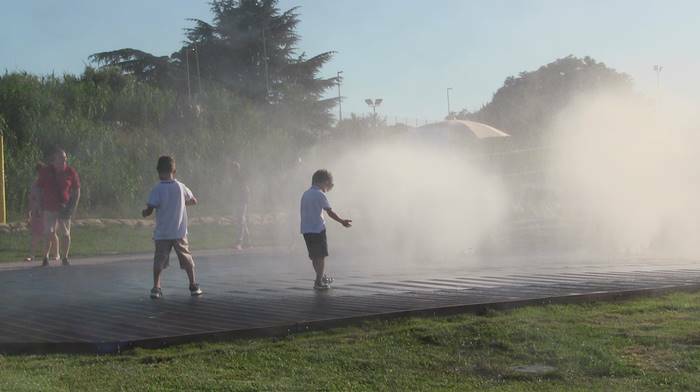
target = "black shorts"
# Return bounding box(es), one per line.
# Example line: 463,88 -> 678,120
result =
303,230 -> 329,258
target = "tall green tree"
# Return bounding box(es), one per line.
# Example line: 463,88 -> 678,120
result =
458,56 -> 633,142
91,0 -> 337,131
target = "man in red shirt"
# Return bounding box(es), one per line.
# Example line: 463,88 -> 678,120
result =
38,147 -> 81,266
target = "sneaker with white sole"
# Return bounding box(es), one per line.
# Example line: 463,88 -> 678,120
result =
189,283 -> 203,296
150,287 -> 163,299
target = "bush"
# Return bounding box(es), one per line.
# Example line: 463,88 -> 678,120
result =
0,69 -> 312,219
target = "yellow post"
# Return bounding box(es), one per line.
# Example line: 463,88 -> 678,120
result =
0,133 -> 5,224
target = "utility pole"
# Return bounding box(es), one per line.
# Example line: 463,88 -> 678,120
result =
185,48 -> 192,103
193,43 -> 202,95
262,25 -> 271,97
446,87 -> 452,119
337,71 -> 343,122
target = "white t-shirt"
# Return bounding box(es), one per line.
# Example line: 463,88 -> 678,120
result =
147,180 -> 194,240
300,185 -> 331,234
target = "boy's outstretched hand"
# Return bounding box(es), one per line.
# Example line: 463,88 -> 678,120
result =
142,206 -> 154,218
326,208 -> 352,228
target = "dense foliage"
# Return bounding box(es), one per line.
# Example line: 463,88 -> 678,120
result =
0,68 -> 304,218
458,56 -> 634,143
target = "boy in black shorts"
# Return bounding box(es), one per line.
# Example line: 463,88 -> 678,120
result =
300,170 -> 352,290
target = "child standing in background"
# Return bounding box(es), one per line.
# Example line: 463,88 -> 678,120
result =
230,161 -> 251,251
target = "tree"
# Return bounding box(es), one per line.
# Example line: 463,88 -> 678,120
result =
457,56 -> 633,142
89,49 -> 183,89
91,0 -> 337,131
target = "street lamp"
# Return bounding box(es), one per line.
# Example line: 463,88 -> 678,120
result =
365,98 -> 383,126
653,65 -> 663,92
446,87 -> 452,119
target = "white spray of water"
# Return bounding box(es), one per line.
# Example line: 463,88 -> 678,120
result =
287,90 -> 700,265
306,139 -> 508,264
547,91 -> 700,257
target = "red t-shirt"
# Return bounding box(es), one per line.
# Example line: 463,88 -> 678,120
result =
38,165 -> 81,212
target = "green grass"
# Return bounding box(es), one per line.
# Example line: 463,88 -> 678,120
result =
2,292 -> 700,391
0,224 -> 254,263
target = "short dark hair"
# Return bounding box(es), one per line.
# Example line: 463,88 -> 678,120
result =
312,169 -> 332,185
157,156 -> 175,174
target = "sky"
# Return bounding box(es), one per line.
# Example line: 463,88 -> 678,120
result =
2,0 -> 699,122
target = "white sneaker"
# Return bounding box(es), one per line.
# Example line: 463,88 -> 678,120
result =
189,284 -> 203,296
150,287 -> 163,299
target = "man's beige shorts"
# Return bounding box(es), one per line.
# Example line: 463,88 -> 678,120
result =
154,238 -> 195,270
43,211 -> 71,237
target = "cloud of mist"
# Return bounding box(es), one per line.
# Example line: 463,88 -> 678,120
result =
306,139 -> 508,263
547,90 -> 700,257
270,89 -> 700,264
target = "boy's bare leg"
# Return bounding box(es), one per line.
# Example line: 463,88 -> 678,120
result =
152,240 -> 172,296
311,257 -> 325,284
42,233 -> 53,259
183,263 -> 197,286
42,214 -> 58,260
50,234 -> 59,259
59,234 -> 71,259
153,266 -> 163,288
174,240 -> 197,287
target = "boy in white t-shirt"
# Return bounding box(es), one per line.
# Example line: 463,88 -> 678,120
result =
300,169 -> 352,290
142,156 -> 203,299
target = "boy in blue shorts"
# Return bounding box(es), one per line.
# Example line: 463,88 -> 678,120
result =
300,169 -> 352,290
142,156 -> 203,299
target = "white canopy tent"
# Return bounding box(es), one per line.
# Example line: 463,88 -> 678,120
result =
417,119 -> 510,140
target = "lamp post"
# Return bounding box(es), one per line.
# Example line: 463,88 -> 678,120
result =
337,71 -> 343,122
653,65 -> 663,93
446,87 -> 452,119
364,98 -> 383,126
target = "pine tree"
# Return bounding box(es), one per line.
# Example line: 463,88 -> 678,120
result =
91,0 -> 337,130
